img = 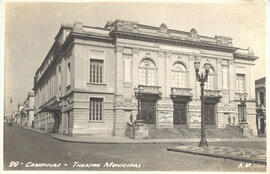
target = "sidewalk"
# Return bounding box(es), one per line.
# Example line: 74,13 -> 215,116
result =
22,126 -> 266,144
167,145 -> 266,165
21,126 -> 266,165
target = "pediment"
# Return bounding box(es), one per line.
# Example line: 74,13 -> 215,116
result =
158,23 -> 169,34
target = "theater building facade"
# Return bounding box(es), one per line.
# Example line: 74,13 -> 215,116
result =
33,20 -> 258,136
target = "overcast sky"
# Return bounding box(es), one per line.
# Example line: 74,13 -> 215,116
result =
4,1 -> 267,115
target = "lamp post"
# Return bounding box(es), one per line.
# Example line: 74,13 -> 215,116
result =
194,59 -> 211,147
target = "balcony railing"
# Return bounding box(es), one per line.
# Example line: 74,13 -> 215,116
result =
138,85 -> 162,95
171,88 -> 192,96
204,90 -> 221,97
235,92 -> 248,101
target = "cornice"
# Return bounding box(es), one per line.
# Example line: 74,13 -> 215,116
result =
233,53 -> 258,61
110,31 -> 239,53
71,31 -> 113,43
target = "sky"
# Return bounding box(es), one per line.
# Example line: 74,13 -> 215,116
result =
3,1 -> 267,115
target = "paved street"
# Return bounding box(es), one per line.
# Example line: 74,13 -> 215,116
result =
4,124 -> 266,171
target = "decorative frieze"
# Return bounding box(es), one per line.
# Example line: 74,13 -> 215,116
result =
157,104 -> 173,109
204,90 -> 221,97
157,51 -> 165,58
158,111 -> 173,122
189,111 -> 201,123
189,105 -> 201,110
171,88 -> 193,96
116,46 -> 124,53
133,48 -> 140,55
138,85 -> 162,95
115,101 -> 137,109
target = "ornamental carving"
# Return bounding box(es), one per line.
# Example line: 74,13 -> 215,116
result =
115,101 -> 137,108
193,54 -> 201,62
229,60 -> 234,65
133,48 -> 140,55
145,52 -> 151,56
177,56 -> 183,60
124,54 -> 132,60
158,23 -> 170,34
158,104 -> 173,109
188,55 -> 195,61
189,105 -> 200,110
116,46 -> 124,53
216,58 -> 222,64
166,52 -> 172,58
158,51 -> 165,58
221,60 -> 229,65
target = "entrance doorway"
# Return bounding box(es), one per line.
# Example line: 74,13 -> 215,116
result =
203,103 -> 216,125
173,102 -> 187,124
260,117 -> 265,134
141,100 -> 156,124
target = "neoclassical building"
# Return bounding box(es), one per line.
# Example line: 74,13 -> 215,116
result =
33,19 -> 258,136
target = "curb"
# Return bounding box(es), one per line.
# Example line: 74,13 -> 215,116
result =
21,126 -> 51,136
51,135 -> 185,144
167,147 -> 266,165
51,135 -> 266,144
19,126 -> 266,144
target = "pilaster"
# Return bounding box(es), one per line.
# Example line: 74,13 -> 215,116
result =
115,46 -> 124,95
229,60 -> 235,101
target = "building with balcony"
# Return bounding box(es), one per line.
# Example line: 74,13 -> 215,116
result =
255,77 -> 266,137
33,19 -> 258,137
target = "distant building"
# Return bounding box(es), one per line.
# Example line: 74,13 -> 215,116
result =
33,20 -> 258,137
255,77 -> 266,137
15,104 -> 23,125
21,92 -> 35,127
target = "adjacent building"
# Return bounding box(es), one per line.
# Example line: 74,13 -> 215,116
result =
33,20 -> 258,137
255,77 -> 266,137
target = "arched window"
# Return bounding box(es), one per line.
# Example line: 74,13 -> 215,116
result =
205,66 -> 215,90
172,62 -> 187,88
139,59 -> 156,85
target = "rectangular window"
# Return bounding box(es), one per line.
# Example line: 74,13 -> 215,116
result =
236,74 -> 245,93
67,62 -> 71,87
222,66 -> 228,89
90,59 -> 103,83
238,104 -> 246,123
89,98 -> 103,121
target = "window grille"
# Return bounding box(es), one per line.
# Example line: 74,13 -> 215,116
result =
90,59 -> 103,83
89,98 -> 103,121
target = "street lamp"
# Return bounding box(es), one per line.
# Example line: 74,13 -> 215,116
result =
194,59 -> 211,147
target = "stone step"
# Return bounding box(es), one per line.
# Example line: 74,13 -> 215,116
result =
147,124 -> 246,139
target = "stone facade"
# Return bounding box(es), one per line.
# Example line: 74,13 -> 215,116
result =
33,19 -> 258,137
